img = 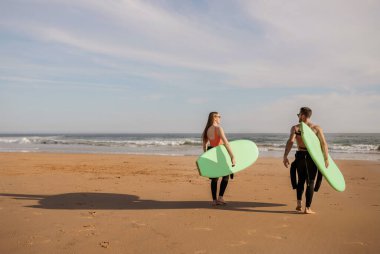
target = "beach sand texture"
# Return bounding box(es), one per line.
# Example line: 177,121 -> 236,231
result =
0,153 -> 379,254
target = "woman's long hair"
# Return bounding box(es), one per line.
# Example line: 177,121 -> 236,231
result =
202,112 -> 218,144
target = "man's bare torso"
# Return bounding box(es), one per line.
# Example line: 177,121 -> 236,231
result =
293,123 -> 318,151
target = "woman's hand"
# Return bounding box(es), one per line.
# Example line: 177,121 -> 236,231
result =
231,157 -> 236,167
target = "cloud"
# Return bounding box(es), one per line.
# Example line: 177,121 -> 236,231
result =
233,92 -> 380,133
187,97 -> 209,105
1,0 -> 379,89
238,0 -> 380,87
0,75 -> 129,91
0,1 -> 379,133
142,94 -> 165,101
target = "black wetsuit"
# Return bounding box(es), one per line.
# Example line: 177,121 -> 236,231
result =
292,130 -> 322,207
295,151 -> 318,207
208,146 -> 229,200
290,159 -> 322,192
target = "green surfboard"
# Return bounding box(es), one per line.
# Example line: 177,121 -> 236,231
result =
300,122 -> 346,192
196,140 -> 259,178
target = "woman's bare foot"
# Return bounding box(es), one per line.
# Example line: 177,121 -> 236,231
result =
296,200 -> 302,211
304,207 -> 316,214
217,196 -> 226,205
212,200 -> 218,207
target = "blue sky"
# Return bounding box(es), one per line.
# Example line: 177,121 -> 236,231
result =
0,0 -> 379,133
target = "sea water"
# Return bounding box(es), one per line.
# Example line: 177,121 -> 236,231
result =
0,133 -> 379,161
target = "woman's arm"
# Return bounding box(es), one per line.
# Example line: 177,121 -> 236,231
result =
203,139 -> 208,152
219,127 -> 236,166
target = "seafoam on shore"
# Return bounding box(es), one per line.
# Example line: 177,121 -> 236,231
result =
0,133 -> 379,160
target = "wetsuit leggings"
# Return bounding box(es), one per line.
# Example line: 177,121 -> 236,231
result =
210,176 -> 229,200
296,151 -> 318,207
207,146 -> 229,200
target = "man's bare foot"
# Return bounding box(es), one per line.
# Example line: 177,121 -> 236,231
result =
304,207 -> 316,214
217,196 -> 226,205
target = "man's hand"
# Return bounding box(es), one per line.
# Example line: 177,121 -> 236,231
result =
283,156 -> 290,168
325,158 -> 329,168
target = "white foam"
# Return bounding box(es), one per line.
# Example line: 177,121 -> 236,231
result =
330,144 -> 378,153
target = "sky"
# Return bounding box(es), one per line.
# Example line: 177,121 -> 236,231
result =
0,0 -> 379,133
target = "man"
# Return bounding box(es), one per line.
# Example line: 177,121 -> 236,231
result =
283,107 -> 329,214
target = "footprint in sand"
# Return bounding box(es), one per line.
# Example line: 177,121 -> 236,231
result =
131,221 -> 147,228
33,237 -> 51,244
27,235 -> 51,245
154,213 -> 167,217
345,241 -> 368,246
81,211 -> 97,218
266,235 -> 287,240
192,227 -> 213,231
99,241 -> 110,248
79,224 -> 96,233
247,229 -> 257,235
227,240 -> 247,247
22,240 -> 34,246
194,250 -> 207,254
275,224 -> 289,229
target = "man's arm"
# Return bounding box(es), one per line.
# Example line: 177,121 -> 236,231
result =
283,126 -> 296,168
315,126 -> 329,168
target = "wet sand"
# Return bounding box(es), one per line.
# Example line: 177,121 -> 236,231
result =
0,152 -> 379,253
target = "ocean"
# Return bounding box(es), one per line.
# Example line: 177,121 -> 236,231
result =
0,133 -> 379,161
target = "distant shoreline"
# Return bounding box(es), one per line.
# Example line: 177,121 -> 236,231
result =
1,133 -> 379,161
1,151 -> 379,161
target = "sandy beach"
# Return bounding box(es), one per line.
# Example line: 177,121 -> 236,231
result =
0,152 -> 379,254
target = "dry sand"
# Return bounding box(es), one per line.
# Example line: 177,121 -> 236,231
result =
0,152 -> 379,254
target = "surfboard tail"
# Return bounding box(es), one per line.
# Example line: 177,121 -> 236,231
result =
195,161 -> 202,176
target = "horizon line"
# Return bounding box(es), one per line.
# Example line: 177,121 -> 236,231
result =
1,132 -> 379,135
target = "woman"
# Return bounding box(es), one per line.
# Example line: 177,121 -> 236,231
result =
202,112 -> 236,206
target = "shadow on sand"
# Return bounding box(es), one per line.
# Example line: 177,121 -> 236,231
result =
0,192 -> 298,214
